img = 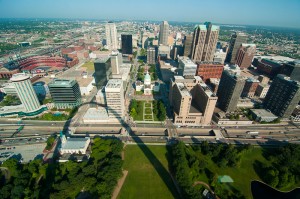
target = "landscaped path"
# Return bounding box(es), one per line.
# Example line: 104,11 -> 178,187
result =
193,181 -> 220,199
143,101 -> 154,121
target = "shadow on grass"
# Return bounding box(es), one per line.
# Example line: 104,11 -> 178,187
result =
60,101 -> 181,199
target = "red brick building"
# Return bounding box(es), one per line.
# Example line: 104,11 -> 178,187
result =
196,61 -> 223,82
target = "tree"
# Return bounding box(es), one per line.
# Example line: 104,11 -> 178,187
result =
130,108 -> 137,118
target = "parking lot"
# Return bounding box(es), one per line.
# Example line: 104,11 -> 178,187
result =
0,143 -> 46,163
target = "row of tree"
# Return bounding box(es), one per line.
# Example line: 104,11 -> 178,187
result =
153,100 -> 166,121
0,138 -> 123,199
129,99 -> 143,120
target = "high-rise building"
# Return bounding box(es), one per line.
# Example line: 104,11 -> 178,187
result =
105,22 -> 118,50
110,51 -> 122,75
105,79 -> 124,119
263,75 -> 300,118
202,22 -> 219,62
196,62 -> 224,82
280,60 -> 300,81
10,73 -> 41,112
235,44 -> 256,69
216,69 -> 245,112
159,21 -> 169,45
121,34 -> 133,55
48,79 -> 82,109
178,56 -> 197,77
191,23 -> 219,62
183,34 -> 193,57
147,47 -> 156,64
225,32 -> 247,64
170,76 -> 217,126
94,57 -> 112,89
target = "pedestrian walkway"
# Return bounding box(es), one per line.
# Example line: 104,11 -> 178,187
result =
143,101 -> 154,121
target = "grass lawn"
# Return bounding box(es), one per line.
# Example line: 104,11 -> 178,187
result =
81,61 -> 95,72
195,147 -> 276,198
144,103 -> 151,107
145,108 -> 152,114
135,91 -> 144,95
118,145 -> 180,199
144,115 -> 153,120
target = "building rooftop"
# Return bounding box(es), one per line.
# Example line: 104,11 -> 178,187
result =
105,79 -> 123,90
250,109 -> 277,118
61,137 -> 90,150
194,25 -> 207,30
48,79 -> 77,87
95,56 -> 110,63
10,73 -> 30,82
176,83 -> 191,97
83,107 -> 109,120
199,83 -> 215,97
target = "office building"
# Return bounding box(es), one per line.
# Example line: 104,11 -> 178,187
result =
263,75 -> 300,118
225,32 -> 247,64
105,22 -> 118,50
213,49 -> 227,64
196,62 -> 224,82
178,56 -> 197,77
255,58 -> 282,78
183,34 -> 193,57
280,60 -> 300,81
255,84 -> 270,98
235,44 -> 256,69
241,78 -> 260,98
48,79 -> 82,109
105,79 -> 125,119
191,23 -> 219,62
159,21 -> 169,45
110,51 -> 122,75
170,76 -> 217,126
121,34 -> 133,55
10,73 -> 41,112
94,57 -> 112,89
147,47 -> 156,64
216,70 -> 245,112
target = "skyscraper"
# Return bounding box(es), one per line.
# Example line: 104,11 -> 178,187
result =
48,79 -> 82,109
202,22 -> 219,62
105,22 -> 118,50
105,79 -> 125,119
191,23 -> 219,62
225,32 -> 247,64
94,57 -> 112,89
264,75 -> 300,118
147,47 -> 156,64
10,73 -> 41,112
110,51 -> 122,75
183,34 -> 193,57
159,21 -> 169,46
217,69 -> 245,113
235,44 -> 256,69
121,34 -> 133,55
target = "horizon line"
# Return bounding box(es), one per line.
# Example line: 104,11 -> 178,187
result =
0,17 -> 300,30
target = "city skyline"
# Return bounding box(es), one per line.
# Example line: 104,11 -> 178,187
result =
0,0 -> 299,28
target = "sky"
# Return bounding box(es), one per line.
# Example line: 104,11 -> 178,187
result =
0,0 -> 299,28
